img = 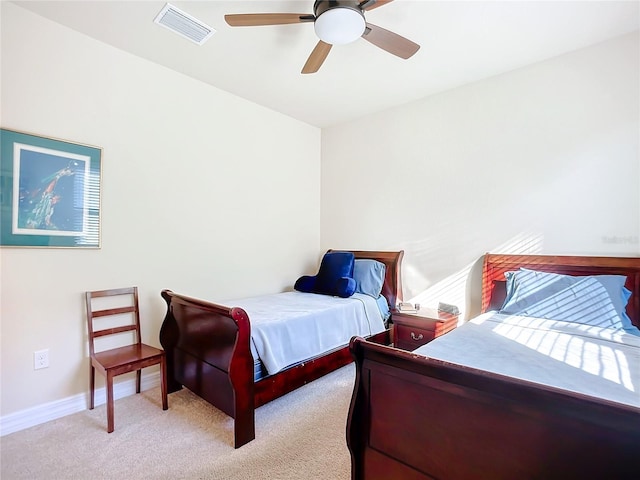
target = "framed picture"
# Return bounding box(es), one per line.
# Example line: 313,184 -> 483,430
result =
0,128 -> 102,248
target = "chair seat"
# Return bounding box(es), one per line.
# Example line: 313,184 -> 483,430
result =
93,344 -> 164,371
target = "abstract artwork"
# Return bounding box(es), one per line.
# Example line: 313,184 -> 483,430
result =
1,128 -> 102,248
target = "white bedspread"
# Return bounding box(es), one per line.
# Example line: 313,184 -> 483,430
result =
415,311 -> 640,408
228,291 -> 385,375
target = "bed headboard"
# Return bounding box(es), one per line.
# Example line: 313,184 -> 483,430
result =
329,249 -> 404,310
481,254 -> 640,329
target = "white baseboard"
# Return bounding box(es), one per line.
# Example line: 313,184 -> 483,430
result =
0,371 -> 161,437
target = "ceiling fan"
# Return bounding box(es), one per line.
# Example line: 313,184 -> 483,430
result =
224,0 -> 420,74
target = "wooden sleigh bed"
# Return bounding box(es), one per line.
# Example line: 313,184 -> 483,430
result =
347,253 -> 640,479
159,249 -> 403,448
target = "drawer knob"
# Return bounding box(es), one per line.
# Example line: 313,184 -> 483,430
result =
410,332 -> 424,341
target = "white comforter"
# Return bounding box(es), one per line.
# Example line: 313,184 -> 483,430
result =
228,291 -> 385,375
415,311 -> 640,408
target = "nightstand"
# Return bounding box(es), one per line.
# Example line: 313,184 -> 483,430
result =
392,308 -> 458,351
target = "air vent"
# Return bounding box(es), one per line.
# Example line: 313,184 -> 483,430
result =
154,3 -> 216,45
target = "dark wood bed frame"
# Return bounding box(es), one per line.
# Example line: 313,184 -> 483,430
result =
347,253 -> 640,479
159,249 -> 403,448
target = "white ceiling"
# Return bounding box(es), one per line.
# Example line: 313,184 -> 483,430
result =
12,1 -> 640,128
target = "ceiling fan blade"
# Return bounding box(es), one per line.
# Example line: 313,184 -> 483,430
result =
302,41 -> 333,74
360,0 -> 395,11
362,23 -> 420,59
225,13 -> 314,27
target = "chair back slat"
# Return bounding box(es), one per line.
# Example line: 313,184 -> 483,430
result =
93,325 -> 137,338
92,306 -> 137,318
89,286 -> 138,298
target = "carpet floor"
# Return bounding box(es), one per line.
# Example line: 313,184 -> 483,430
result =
1,364 -> 355,479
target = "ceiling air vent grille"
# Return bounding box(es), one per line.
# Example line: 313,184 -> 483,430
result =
154,3 -> 216,45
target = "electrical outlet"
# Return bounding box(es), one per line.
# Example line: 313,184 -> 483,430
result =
34,349 -> 49,370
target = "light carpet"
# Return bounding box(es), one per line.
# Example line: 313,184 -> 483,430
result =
1,365 -> 355,479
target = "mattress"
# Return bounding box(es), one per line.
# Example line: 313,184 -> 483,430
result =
226,291 -> 386,377
415,311 -> 640,408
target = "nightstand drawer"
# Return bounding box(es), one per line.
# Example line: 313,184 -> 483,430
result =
392,308 -> 458,351
395,324 -> 436,350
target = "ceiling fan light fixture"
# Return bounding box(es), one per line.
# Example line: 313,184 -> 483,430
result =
314,7 -> 365,45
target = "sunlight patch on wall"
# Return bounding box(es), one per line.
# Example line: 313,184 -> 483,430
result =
491,231 -> 544,255
408,266 -> 470,322
406,231 -> 545,321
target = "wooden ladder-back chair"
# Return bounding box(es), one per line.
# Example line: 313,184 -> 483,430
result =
85,286 -> 168,432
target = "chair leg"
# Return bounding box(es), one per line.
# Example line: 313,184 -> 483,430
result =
89,365 -> 95,410
136,369 -> 141,394
160,356 -> 168,411
106,372 -> 115,433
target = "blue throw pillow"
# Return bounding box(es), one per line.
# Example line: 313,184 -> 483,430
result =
294,275 -> 317,293
294,251 -> 356,298
499,268 -> 638,335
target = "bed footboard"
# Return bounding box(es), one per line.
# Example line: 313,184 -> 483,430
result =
347,337 -> 640,480
158,290 -> 390,450
159,289 -> 255,448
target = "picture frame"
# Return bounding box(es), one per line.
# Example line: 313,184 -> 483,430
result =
0,128 -> 102,248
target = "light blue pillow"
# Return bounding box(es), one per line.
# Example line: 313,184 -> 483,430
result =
353,259 -> 386,298
500,268 -> 638,335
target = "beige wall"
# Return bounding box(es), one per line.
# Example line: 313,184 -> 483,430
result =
1,4 -> 321,418
321,32 -> 639,317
